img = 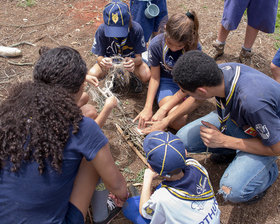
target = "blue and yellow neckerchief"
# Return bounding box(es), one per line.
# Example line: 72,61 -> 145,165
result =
216,65 -> 241,133
113,37 -> 127,55
162,43 -> 184,71
161,158 -> 215,201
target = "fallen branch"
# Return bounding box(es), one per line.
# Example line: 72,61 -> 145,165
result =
7,61 -> 33,66
9,41 -> 36,47
115,123 -> 148,167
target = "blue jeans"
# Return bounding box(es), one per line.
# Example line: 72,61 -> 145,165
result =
177,111 -> 279,203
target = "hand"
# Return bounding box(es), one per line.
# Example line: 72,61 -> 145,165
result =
123,57 -> 135,73
200,121 -> 228,148
100,57 -> 113,70
104,96 -> 118,110
141,119 -> 168,134
133,108 -> 153,129
85,75 -> 99,87
151,107 -> 168,122
109,192 -> 128,207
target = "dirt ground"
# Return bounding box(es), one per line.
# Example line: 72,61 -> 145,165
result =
0,0 -> 280,223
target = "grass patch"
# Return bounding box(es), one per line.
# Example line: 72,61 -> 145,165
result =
274,4 -> 280,49
18,0 -> 36,7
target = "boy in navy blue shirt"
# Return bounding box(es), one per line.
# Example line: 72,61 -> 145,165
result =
173,50 -> 280,203
88,0 -> 151,93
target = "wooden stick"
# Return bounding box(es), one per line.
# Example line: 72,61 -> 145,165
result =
115,123 -> 148,166
7,61 -> 33,66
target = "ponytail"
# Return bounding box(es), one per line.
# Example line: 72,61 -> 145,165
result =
165,11 -> 199,51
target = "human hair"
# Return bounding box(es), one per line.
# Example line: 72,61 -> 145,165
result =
165,11 -> 199,51
0,46 -> 87,174
172,50 -> 223,92
34,46 -> 87,94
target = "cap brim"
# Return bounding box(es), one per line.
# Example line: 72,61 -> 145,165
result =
104,25 -> 128,38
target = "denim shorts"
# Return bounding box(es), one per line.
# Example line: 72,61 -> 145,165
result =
63,202 -> 84,224
272,48 -> 280,67
222,0 -> 278,33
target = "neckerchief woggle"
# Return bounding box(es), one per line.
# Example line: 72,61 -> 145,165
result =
114,37 -> 127,56
215,65 -> 241,133
161,158 -> 215,201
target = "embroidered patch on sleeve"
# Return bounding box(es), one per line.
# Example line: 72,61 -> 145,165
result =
144,205 -> 154,216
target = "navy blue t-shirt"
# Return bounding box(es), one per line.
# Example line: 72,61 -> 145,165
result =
0,117 -> 108,224
148,33 -> 202,79
219,63 -> 280,146
91,21 -> 146,58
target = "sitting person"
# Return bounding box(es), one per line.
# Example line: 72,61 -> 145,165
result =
88,0 -> 151,93
134,11 -> 201,131
122,131 -> 220,224
0,46 -> 128,223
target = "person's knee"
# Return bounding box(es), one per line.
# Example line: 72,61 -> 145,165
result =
88,63 -> 106,79
135,64 -> 151,83
270,63 -> 280,83
81,104 -> 98,120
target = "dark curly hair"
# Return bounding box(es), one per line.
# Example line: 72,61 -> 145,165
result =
0,46 -> 87,174
172,50 -> 223,92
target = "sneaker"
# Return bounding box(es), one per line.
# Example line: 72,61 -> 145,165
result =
210,153 -> 236,164
130,74 -> 143,93
208,41 -> 225,60
93,197 -> 121,224
239,48 -> 253,65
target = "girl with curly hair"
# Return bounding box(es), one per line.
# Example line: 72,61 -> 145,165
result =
0,46 -> 128,224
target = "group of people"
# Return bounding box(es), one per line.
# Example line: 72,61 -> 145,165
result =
0,0 -> 279,223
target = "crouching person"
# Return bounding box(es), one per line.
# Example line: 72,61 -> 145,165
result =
123,131 -> 220,224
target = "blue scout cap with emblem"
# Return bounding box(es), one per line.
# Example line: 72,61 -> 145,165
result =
143,131 -> 186,176
103,0 -> 130,38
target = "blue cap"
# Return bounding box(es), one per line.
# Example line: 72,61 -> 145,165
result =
103,0 -> 130,38
143,131 -> 186,177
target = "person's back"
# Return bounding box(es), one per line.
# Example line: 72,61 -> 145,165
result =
141,158 -> 220,224
0,46 -> 128,223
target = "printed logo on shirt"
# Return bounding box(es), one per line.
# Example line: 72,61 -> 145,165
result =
191,201 -> 206,211
144,205 -> 154,216
255,124 -> 270,139
244,127 -> 258,137
196,176 -> 207,194
221,65 -> 232,70
198,199 -> 219,224
112,13 -> 119,24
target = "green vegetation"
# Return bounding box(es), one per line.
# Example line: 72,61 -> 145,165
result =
274,5 -> 280,49
18,0 -> 36,7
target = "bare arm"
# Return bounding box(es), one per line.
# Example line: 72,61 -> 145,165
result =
139,168 -> 158,215
95,96 -> 118,128
94,143 -> 128,202
152,89 -> 188,122
200,121 -> 280,156
142,94 -> 202,134
134,66 -> 161,129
